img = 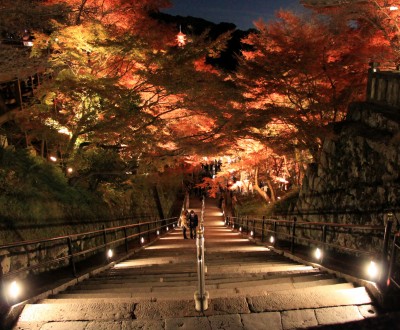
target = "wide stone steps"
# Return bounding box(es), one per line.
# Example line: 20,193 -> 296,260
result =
12,199 -> 379,330
53,278 -> 351,301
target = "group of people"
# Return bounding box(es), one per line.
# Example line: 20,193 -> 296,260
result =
179,209 -> 198,239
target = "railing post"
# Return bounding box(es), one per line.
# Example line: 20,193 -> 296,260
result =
138,219 -> 141,243
321,225 -> 327,264
252,219 -> 256,238
274,221 -> 277,243
123,227 -> 129,254
194,227 -> 209,312
261,216 -> 265,242
291,217 -> 297,254
0,261 -> 6,307
102,225 -> 107,261
382,213 -> 393,284
386,234 -> 398,289
67,236 -> 76,277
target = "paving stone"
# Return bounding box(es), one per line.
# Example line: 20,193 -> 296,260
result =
12,321 -> 45,330
40,321 -> 88,330
165,316 -> 211,330
248,287 -> 371,312
358,304 -> 379,318
209,297 -> 250,315
85,321 -> 124,330
281,309 -> 318,329
241,312 -> 282,330
208,314 -> 244,330
17,302 -> 134,322
134,299 -> 199,319
122,320 -> 165,330
315,306 -> 364,326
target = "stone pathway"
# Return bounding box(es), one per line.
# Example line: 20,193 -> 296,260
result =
12,198 -> 385,330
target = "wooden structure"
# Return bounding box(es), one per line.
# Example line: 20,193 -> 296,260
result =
366,63 -> 400,109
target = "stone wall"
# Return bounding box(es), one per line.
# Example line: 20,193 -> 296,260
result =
294,101 -> 400,252
0,178 -> 184,280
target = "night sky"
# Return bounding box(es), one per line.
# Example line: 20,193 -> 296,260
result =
163,0 -> 305,30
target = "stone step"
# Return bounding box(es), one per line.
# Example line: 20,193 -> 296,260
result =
59,280 -> 352,301
18,286 -> 372,323
72,272 -> 336,291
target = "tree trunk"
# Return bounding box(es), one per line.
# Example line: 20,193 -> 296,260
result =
253,166 -> 270,203
266,179 -> 276,202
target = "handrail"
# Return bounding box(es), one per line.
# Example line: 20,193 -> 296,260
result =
0,215 -> 179,305
226,213 -> 400,295
0,217 -> 177,251
194,196 -> 208,312
232,216 -> 385,230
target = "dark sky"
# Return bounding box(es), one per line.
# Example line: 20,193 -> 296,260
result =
163,0 -> 305,30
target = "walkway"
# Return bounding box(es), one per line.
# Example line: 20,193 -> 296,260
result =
11,198 -> 393,329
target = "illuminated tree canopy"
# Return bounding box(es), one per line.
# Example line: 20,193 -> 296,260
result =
0,0 -> 397,201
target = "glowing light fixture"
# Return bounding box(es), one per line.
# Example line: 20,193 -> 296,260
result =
107,249 -> 113,259
314,248 -> 322,260
22,30 -> 33,47
157,230 -> 160,235
390,6 -> 398,10
176,26 -> 186,47
67,167 -> 73,174
239,227 -> 242,232
140,237 -> 145,244
269,236 -> 275,244
250,230 -> 254,237
50,156 -> 57,162
367,261 -> 379,280
8,281 -> 21,301
166,226 -> 169,231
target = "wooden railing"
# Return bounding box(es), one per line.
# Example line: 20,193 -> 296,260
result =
367,62 -> 400,108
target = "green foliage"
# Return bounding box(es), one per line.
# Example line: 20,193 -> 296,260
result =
234,194 -> 272,217
234,188 -> 300,218
0,148 -> 102,222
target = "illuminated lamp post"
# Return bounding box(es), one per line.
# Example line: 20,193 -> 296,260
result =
176,26 -> 186,47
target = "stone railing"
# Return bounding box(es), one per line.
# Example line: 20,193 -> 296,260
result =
367,62 -> 400,108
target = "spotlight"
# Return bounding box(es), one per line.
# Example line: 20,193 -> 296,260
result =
239,227 -> 242,232
166,226 -> 169,231
7,281 -> 21,301
107,249 -> 113,259
314,248 -> 322,261
140,237 -> 145,244
269,236 -> 275,244
157,230 -> 160,235
367,261 -> 379,280
250,230 -> 254,237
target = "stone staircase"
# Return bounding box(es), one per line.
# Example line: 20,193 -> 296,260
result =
12,199 -> 381,330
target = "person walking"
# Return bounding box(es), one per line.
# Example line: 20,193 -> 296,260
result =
188,210 -> 199,239
179,210 -> 189,239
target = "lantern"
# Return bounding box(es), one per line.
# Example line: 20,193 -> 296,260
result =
176,26 -> 186,47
